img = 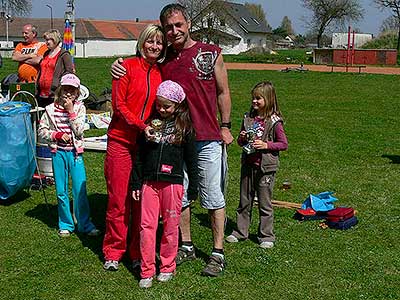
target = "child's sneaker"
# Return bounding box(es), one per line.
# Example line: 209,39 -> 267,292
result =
259,241 -> 274,249
87,228 -> 101,237
139,277 -> 153,288
175,246 -> 196,265
103,260 -> 119,271
225,234 -> 239,243
58,229 -> 71,237
157,272 -> 175,282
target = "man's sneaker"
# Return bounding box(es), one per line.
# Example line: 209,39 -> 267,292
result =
58,229 -> 71,237
87,228 -> 101,237
103,260 -> 119,271
139,277 -> 153,288
157,272 -> 174,282
132,259 -> 141,270
175,247 -> 196,265
259,241 -> 274,249
202,255 -> 225,277
225,234 -> 239,243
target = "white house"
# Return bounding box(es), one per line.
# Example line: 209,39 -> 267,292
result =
191,1 -> 271,54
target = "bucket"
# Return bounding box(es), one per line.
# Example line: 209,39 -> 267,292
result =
36,143 -> 53,177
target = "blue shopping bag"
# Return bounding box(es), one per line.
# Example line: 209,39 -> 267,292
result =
301,191 -> 337,212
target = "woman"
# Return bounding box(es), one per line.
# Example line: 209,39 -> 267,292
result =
102,24 -> 167,271
36,29 -> 74,107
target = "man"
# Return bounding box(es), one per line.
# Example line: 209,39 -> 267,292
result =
12,24 -> 47,82
111,4 -> 233,277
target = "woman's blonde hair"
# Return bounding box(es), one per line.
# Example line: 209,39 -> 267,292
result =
43,29 -> 61,46
136,24 -> 167,63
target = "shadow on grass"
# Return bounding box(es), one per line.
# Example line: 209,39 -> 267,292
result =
382,154 -> 400,164
0,190 -> 31,206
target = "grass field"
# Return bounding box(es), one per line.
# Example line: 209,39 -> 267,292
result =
0,58 -> 400,299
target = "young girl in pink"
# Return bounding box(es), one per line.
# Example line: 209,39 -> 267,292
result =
226,81 -> 288,249
131,80 -> 198,288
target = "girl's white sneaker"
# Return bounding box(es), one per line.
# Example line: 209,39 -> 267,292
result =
157,272 -> 174,282
139,277 -> 153,288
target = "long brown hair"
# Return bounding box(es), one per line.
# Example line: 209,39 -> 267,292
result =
249,81 -> 282,119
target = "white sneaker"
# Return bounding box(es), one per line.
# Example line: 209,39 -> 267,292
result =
58,229 -> 71,237
259,241 -> 274,249
103,260 -> 119,271
139,277 -> 153,288
157,272 -> 174,282
225,234 -> 239,243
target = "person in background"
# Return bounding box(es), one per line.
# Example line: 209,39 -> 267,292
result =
38,73 -> 100,238
12,24 -> 47,83
102,24 -> 167,272
132,80 -> 198,288
111,3 -> 234,277
36,29 -> 74,108
226,81 -> 288,249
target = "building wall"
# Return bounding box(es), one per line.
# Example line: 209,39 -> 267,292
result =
75,39 -> 137,58
313,48 -> 398,65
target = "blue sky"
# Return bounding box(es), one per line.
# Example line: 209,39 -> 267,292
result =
31,0 -> 390,36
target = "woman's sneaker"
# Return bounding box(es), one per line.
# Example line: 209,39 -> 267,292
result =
139,277 -> 153,288
259,241 -> 274,249
58,229 -> 71,237
225,234 -> 239,243
157,272 -> 175,282
87,228 -> 101,237
103,260 -> 119,271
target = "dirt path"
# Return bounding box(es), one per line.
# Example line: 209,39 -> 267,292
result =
225,62 -> 400,75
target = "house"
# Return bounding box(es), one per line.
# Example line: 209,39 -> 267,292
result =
0,17 -> 158,58
191,1 -> 271,54
275,35 -> 295,49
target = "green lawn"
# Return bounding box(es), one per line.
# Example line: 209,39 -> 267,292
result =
0,58 -> 399,299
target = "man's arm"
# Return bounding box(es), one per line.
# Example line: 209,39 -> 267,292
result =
12,50 -> 35,62
111,57 -> 126,79
214,53 -> 233,145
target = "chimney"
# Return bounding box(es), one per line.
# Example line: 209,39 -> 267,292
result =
135,18 -> 139,22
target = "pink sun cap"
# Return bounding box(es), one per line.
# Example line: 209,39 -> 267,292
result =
156,80 -> 186,103
60,73 -> 80,88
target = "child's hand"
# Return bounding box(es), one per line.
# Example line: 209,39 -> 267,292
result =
132,190 -> 140,201
144,125 -> 155,141
252,139 -> 268,150
63,97 -> 74,113
239,130 -> 247,141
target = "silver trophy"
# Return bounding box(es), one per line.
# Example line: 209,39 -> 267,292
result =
243,128 -> 256,154
151,119 -> 163,143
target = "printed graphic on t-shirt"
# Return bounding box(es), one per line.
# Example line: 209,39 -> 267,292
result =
192,48 -> 217,80
161,164 -> 173,174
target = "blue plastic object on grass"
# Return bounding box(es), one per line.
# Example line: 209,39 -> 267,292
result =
0,101 -> 36,199
301,191 -> 337,212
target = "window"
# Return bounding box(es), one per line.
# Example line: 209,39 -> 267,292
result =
247,39 -> 251,48
207,18 -> 213,28
240,17 -> 248,24
252,18 -> 260,25
220,19 -> 225,26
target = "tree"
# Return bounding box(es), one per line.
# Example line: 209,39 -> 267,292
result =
374,0 -> 400,50
280,16 -> 294,35
176,0 -> 213,20
380,15 -> 400,33
244,2 -> 271,30
302,0 -> 364,48
0,0 -> 32,16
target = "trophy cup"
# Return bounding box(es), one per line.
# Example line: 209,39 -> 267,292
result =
151,119 -> 163,143
243,128 -> 256,154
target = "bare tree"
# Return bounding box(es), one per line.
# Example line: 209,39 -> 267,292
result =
244,2 -> 271,30
374,0 -> 400,50
302,0 -> 364,47
176,0 -> 213,20
1,0 -> 32,16
280,16 -> 295,35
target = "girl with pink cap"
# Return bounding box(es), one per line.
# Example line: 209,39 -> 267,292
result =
131,80 -> 198,288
